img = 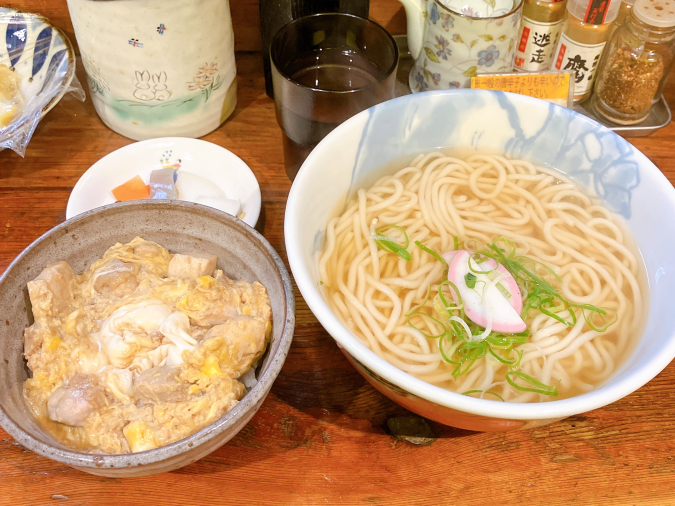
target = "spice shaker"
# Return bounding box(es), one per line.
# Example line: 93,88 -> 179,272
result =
592,0 -> 675,124
552,0 -> 622,101
515,0 -> 568,71
614,0 -> 636,28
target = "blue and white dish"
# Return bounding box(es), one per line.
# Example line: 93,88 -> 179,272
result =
285,89 -> 675,430
0,8 -> 76,123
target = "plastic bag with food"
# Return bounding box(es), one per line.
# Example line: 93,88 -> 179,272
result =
0,11 -> 85,156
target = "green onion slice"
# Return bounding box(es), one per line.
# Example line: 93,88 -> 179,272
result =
407,311 -> 447,339
439,332 -> 463,364
415,240 -> 449,274
438,280 -> 463,312
407,284 -> 432,317
581,306 -> 617,332
488,346 -> 522,365
463,390 -> 505,401
374,225 -> 412,261
506,371 -> 559,396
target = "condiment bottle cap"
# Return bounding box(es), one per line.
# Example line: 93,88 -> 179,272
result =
633,0 -> 675,27
567,0 -> 622,23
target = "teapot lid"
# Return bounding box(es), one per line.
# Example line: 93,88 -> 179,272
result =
437,0 -> 515,18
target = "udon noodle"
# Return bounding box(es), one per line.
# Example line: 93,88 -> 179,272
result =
318,152 -> 644,402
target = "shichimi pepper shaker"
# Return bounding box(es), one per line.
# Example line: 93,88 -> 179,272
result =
592,0 -> 675,124
552,0 -> 622,102
515,0 -> 569,71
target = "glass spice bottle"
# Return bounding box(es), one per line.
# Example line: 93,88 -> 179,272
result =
515,0 -> 569,71
592,0 -> 675,124
552,0 -> 622,101
614,0 -> 636,28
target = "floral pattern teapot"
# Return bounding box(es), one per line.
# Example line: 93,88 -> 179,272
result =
398,0 -> 524,91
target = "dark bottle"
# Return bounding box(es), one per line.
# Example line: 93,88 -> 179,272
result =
260,0 -> 370,97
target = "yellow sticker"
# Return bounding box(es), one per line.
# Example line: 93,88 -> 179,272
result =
471,73 -> 570,104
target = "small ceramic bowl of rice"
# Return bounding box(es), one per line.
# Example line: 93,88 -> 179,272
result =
285,89 -> 675,431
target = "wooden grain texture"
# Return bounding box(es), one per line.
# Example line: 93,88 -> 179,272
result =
2,45 -> 675,506
2,0 -> 406,54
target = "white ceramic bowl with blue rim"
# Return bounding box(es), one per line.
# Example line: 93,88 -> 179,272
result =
0,8 -> 76,123
285,89 -> 675,431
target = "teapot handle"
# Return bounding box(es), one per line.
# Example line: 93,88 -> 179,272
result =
398,0 -> 426,60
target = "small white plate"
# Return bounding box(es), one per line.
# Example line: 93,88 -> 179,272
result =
66,138 -> 262,227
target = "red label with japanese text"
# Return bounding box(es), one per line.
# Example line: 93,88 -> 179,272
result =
518,26 -> 531,53
555,43 -> 566,69
584,0 -> 610,24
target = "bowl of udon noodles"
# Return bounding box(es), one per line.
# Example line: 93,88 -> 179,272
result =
285,89 -> 675,431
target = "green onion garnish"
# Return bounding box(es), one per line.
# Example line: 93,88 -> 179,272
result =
506,371 -> 559,396
415,240 -> 448,275
407,284 -> 432,317
374,225 -> 412,261
407,311 -> 447,339
481,240 -> 613,332
463,390 -> 505,401
438,280 -> 463,312
488,346 -> 522,365
582,306 -> 617,332
495,281 -> 512,299
465,272 -> 477,289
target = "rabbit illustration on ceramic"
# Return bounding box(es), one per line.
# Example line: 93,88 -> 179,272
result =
152,71 -> 172,101
133,70 -> 155,101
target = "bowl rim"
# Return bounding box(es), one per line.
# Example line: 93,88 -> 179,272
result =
0,8 -> 77,119
285,88 -> 675,421
0,200 -> 295,468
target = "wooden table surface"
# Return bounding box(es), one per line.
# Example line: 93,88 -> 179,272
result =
3,32 -> 675,506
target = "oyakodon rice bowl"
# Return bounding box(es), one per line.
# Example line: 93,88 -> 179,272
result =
285,89 -> 675,431
0,201 -> 295,476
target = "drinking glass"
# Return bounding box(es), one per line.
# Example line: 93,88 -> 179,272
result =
259,0 -> 370,97
271,13 -> 398,180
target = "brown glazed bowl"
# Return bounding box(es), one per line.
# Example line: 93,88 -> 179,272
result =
0,201 -> 295,477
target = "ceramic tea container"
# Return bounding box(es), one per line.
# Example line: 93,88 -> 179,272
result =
67,0 -> 237,140
398,0 -> 524,91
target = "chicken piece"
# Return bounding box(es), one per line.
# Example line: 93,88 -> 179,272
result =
133,240 -> 168,259
214,272 -> 272,321
204,316 -> 269,377
175,276 -> 241,327
23,322 -> 48,360
47,374 -> 108,427
93,259 -> 139,296
133,366 -> 189,404
27,261 -> 75,319
168,252 -> 217,279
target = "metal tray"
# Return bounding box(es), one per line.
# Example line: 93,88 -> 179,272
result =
573,96 -> 671,138
393,35 -> 671,138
